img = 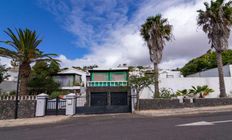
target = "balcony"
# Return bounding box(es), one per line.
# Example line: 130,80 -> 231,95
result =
87,81 -> 128,87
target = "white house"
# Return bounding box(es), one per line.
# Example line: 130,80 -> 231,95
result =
0,67 -> 18,94
159,69 -> 183,78
5,67 -> 18,82
130,67 -> 183,78
52,68 -> 87,94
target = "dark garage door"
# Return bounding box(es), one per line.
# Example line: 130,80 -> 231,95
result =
91,92 -> 107,106
111,92 -> 128,105
77,92 -> 130,114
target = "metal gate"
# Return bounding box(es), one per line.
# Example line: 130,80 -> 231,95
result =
76,93 -> 132,114
46,97 -> 66,115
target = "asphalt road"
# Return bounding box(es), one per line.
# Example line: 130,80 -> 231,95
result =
1,112 -> 232,140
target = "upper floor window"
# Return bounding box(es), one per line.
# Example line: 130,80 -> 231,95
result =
94,73 -> 108,81
91,71 -> 128,81
111,73 -> 125,81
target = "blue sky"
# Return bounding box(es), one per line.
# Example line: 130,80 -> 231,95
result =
0,0 -> 87,59
1,0 -> 224,68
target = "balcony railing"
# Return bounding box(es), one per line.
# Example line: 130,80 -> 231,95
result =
87,81 -> 128,87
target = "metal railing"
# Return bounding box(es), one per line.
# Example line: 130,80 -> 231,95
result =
87,81 -> 128,87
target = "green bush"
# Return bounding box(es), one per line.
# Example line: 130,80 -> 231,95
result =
50,91 -> 62,99
157,88 -> 176,99
9,91 -> 16,96
180,50 -> 232,76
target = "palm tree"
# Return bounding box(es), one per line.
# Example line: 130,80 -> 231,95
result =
0,28 -> 56,95
197,0 -> 232,97
189,85 -> 214,98
140,14 -> 173,98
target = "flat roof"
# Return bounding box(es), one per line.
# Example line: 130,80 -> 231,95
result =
89,67 -> 129,72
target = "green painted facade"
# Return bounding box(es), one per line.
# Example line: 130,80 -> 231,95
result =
90,71 -> 128,81
89,71 -> 128,87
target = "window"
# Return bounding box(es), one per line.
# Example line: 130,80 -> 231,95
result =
111,73 -> 125,81
94,73 -> 108,81
53,75 -> 74,86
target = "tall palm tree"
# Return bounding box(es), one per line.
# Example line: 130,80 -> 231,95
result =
140,14 -> 173,98
197,0 -> 232,97
0,28 -> 56,95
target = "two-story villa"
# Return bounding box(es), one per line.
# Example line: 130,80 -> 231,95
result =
53,68 -> 87,94
86,67 -> 130,113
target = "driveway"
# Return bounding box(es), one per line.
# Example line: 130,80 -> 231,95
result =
1,112 -> 232,140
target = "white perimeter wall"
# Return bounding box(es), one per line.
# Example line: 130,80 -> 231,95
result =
140,77 -> 232,99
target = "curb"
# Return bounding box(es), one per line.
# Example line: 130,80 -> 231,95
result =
135,105 -> 232,117
0,116 -> 71,128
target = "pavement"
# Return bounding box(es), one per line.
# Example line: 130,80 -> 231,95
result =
135,105 -> 232,117
1,112 -> 232,140
1,105 -> 232,128
0,116 -> 70,128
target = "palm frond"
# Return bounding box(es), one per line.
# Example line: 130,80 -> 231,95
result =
0,47 -> 19,59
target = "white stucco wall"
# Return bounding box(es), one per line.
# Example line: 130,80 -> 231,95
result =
6,70 -> 18,81
140,77 -> 232,99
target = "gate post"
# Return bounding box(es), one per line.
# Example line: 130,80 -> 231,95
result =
36,93 -> 48,117
66,93 -> 77,116
131,88 -> 137,113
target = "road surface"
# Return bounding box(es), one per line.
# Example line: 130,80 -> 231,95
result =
1,112 -> 232,140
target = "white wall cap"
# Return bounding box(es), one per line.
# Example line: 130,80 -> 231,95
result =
66,93 -> 77,98
37,93 -> 48,97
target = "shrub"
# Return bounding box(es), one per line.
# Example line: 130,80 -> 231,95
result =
157,88 -> 176,99
50,91 -> 62,99
175,85 -> 214,98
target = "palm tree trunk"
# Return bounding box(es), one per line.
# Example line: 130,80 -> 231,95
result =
154,63 -> 159,98
216,52 -> 227,97
19,62 -> 31,95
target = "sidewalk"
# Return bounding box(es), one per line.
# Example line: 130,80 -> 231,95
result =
135,105 -> 232,117
0,116 -> 70,128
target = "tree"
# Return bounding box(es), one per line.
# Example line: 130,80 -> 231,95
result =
49,60 -> 60,75
181,50 -> 232,76
0,28 -> 56,95
197,0 -> 232,97
140,14 -> 173,98
129,73 -> 154,110
28,61 -> 60,95
0,64 -> 8,83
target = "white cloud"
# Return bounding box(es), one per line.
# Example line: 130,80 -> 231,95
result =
41,0 -> 232,69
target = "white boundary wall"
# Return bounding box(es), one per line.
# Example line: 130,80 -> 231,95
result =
140,77 -> 232,99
